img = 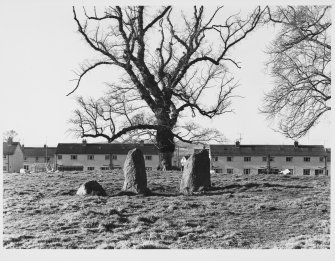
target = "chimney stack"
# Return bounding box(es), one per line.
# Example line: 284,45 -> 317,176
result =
235,140 -> 240,148
82,139 -> 87,146
294,141 -> 299,148
7,137 -> 13,145
139,140 -> 144,146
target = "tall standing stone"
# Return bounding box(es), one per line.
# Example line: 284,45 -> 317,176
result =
180,149 -> 211,195
122,148 -> 149,194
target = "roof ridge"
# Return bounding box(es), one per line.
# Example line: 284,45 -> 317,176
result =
23,147 -> 57,149
209,144 -> 324,147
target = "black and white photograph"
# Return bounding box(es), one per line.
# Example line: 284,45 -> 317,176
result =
0,0 -> 332,254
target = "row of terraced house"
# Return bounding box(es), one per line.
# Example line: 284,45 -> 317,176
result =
208,141 -> 331,176
3,138 -> 331,176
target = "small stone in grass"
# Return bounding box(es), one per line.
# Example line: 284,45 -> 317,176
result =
76,180 -> 107,196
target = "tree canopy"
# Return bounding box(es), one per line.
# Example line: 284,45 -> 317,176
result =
3,130 -> 18,142
262,6 -> 331,139
68,6 -> 265,167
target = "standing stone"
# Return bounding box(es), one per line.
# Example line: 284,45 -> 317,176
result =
76,180 -> 107,196
122,148 -> 149,195
180,149 -> 211,195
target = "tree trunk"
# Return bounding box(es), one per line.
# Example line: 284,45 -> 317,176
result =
156,126 -> 175,170
158,152 -> 174,170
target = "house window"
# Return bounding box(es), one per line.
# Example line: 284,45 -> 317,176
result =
215,168 -> 223,173
46,157 -> 50,162
258,169 -> 264,174
286,157 -> 292,162
315,169 -> 323,176
244,157 -> 251,162
24,157 -> 27,161
3,154 -> 6,159
227,156 -> 232,162
227,168 -> 233,174
303,157 -> 310,162
145,155 -> 152,160
319,157 -> 324,162
146,167 -> 153,171
112,155 -> 117,160
71,155 -> 77,160
35,157 -> 39,161
262,157 -> 267,162
289,169 -> 294,175
100,166 -> 109,170
24,165 -> 29,170
303,169 -> 310,175
3,166 -> 7,171
105,154 -> 110,160
244,169 -> 250,174
87,155 -> 94,160
213,156 -> 218,161
87,167 -> 95,171
58,155 -> 62,160
269,157 -> 274,162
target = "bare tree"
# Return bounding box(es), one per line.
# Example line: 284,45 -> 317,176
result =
68,6 -> 265,168
261,6 -> 331,140
3,130 -> 18,142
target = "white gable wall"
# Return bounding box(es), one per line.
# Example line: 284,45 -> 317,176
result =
4,146 -> 24,173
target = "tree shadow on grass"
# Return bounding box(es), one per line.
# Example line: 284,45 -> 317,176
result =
210,182 -> 312,191
113,190 -> 177,197
204,182 -> 314,197
84,182 -> 313,198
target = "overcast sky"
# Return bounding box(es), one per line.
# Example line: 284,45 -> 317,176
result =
0,3 -> 331,148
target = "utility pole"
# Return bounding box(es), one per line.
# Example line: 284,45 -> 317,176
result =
238,133 -> 243,143
177,145 -> 180,168
324,148 -> 328,176
267,154 -> 271,175
45,136 -> 48,163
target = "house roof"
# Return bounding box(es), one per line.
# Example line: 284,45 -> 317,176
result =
23,147 -> 57,157
209,144 -> 327,157
3,142 -> 21,155
56,143 -> 159,155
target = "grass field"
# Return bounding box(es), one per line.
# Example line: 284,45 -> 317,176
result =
3,170 -> 330,249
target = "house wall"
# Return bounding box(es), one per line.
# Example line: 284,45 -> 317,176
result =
210,155 -> 328,176
171,154 -> 179,167
326,160 -> 331,176
56,153 -> 159,171
3,155 -> 9,172
3,146 -> 24,173
23,156 -> 56,170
